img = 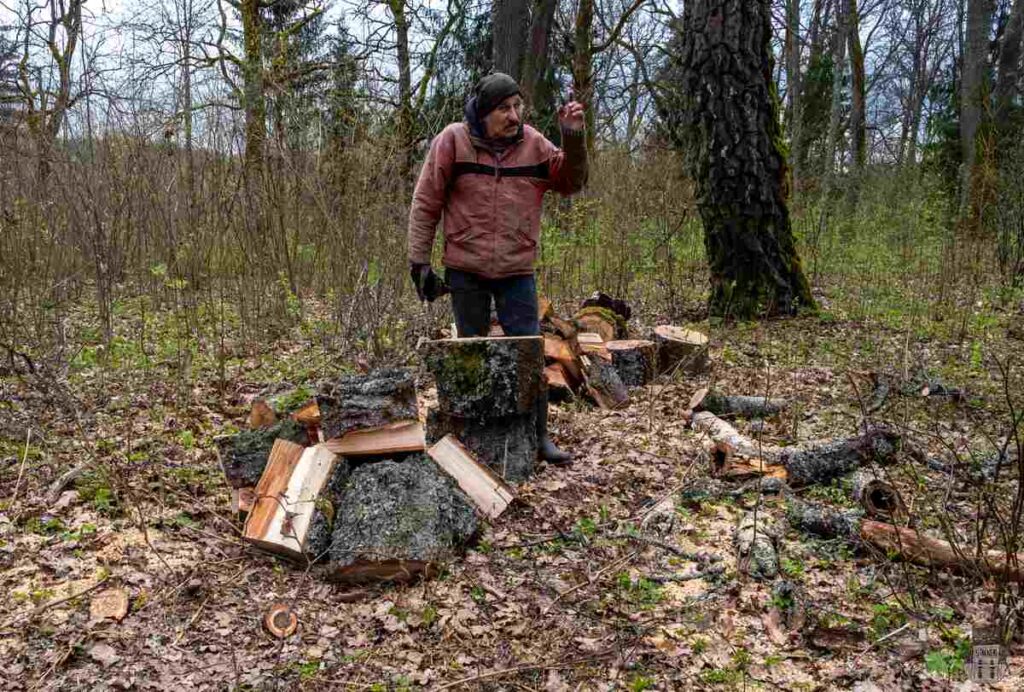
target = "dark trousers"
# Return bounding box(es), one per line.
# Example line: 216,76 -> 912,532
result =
447,269 -> 540,338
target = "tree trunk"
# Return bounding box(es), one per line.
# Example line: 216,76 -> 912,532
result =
389,0 -> 414,184
573,0 -> 597,153
493,0 -> 532,79
674,0 -> 815,318
521,0 -> 558,110
785,0 -> 803,191
846,0 -> 866,203
995,0 -> 1024,128
240,0 -> 266,178
960,0 -> 995,219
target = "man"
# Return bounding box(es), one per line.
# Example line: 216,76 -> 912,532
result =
407,72 -> 588,464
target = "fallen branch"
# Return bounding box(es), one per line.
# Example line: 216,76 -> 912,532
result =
698,392 -> 787,418
649,565 -> 726,583
45,462 -> 89,506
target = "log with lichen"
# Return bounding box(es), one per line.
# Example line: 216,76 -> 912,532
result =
786,498 -> 1024,580
698,392 -> 786,418
735,511 -> 779,580
581,354 -> 629,409
420,337 -> 544,419
606,339 -> 656,386
424,407 -> 537,483
215,419 -> 309,489
317,368 -> 419,440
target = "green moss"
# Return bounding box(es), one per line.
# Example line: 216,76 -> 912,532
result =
575,305 -> 628,335
429,343 -> 486,397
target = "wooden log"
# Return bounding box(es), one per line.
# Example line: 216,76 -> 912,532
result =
244,442 -> 338,559
777,428 -> 901,487
735,511 -> 779,580
542,315 -> 578,341
421,336 -> 544,419
580,354 -> 629,409
425,407 -> 536,482
787,499 -> 1024,581
606,339 -> 656,386
691,411 -> 783,478
231,486 -> 257,516
327,456 -> 478,584
262,603 -> 298,638
699,392 -> 786,418
427,435 -> 515,519
323,420 -> 425,458
317,369 -> 419,440
574,306 -> 626,341
848,468 -> 907,520
652,325 -> 710,375
543,334 -> 583,387
215,419 -> 309,489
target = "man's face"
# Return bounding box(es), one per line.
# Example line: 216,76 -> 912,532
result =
483,94 -> 524,139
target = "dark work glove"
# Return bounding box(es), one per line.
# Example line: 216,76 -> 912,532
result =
410,263 -> 449,302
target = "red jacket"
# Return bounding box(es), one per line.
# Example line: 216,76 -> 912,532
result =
407,122 -> 587,278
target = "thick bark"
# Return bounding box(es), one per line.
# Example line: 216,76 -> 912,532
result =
606,340 -> 656,386
735,511 -> 779,580
215,419 -> 309,488
960,0 -> 996,218
327,457 -> 478,583
778,428 -> 901,486
699,392 -> 787,418
673,0 -> 815,318
493,0 -> 532,79
317,369 -> 419,440
652,325 -> 710,375
521,0 -> 559,110
389,0 -> 414,183
240,0 -> 266,177
581,354 -> 629,409
573,0 -> 597,153
425,407 -> 537,482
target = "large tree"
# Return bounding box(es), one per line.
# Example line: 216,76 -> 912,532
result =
666,0 -> 814,318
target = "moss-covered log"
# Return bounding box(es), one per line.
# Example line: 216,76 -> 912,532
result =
574,306 -> 628,341
666,0 -> 815,317
424,407 -> 537,482
215,419 -> 308,488
699,392 -> 786,418
327,456 -> 478,583
317,369 -> 419,440
421,337 -> 544,419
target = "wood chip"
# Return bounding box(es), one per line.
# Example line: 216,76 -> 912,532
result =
89,588 -> 130,622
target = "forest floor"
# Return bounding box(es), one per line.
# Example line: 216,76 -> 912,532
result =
2,292 -> 1024,690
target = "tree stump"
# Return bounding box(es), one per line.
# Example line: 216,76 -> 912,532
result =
327,456 -> 478,584
425,407 -> 537,482
580,354 -> 629,409
317,369 -> 419,440
606,340 -> 656,386
420,336 -> 544,419
653,325 -> 710,375
215,419 -> 308,489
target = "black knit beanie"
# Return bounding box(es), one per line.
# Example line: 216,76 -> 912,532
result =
474,73 -> 521,119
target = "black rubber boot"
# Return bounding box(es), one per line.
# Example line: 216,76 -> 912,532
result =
537,388 -> 572,465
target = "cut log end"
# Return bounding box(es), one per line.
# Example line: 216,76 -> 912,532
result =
263,603 -> 298,638
606,339 -> 656,387
653,325 -> 710,376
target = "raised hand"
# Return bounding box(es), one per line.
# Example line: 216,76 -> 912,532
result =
558,101 -> 586,132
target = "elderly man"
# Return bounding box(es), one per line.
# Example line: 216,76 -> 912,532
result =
407,72 -> 588,464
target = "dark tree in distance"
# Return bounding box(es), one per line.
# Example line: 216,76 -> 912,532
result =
665,0 -> 815,318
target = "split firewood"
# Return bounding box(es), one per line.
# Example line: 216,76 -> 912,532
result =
578,332 -> 611,363
244,441 -> 340,560
427,434 -> 515,519
421,336 -> 544,418
215,419 -> 309,489
538,296 -> 554,321
249,399 -> 277,428
542,314 -> 578,341
574,306 -> 627,342
291,400 -> 320,426
652,325 -> 710,375
543,334 -> 583,387
544,363 -> 574,401
787,499 -> 1024,581
580,354 -> 629,409
323,420 -> 425,458
317,369 -> 419,440
735,511 -> 779,580
848,467 -> 907,521
606,339 -> 656,386
425,407 -> 536,482
696,391 -> 787,418
263,603 -> 298,638
326,456 -> 478,584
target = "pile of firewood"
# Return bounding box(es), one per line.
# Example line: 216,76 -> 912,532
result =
539,292 -> 710,408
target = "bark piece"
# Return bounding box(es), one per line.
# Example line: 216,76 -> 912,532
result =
215,419 -> 308,489
425,408 -> 536,482
327,456 -> 478,583
323,420 -> 425,458
777,428 -> 901,487
263,603 -> 298,638
735,511 -> 779,580
574,306 -> 627,341
580,354 -> 629,409
291,400 -> 320,426
700,392 -> 786,418
848,468 -> 906,520
244,442 -> 338,559
653,325 -> 710,375
421,336 -> 544,419
427,435 -> 515,519
249,399 -> 277,428
607,339 -> 656,386
89,588 -> 129,622
317,369 -> 419,440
